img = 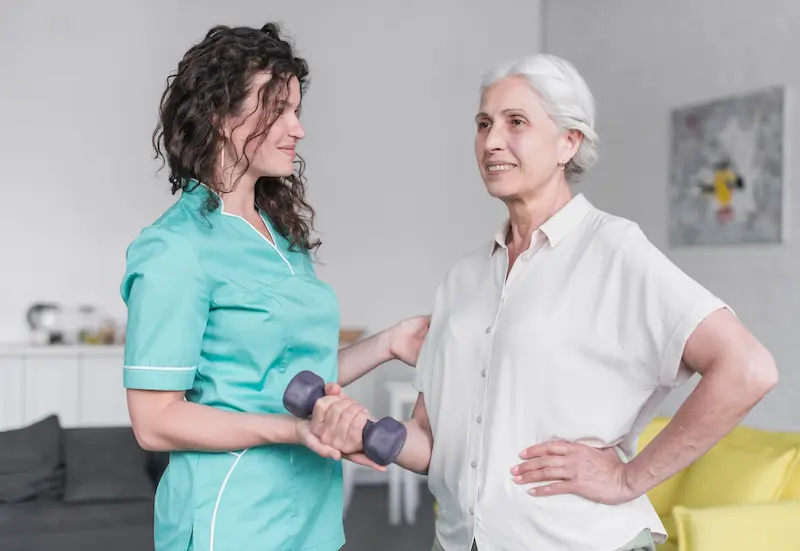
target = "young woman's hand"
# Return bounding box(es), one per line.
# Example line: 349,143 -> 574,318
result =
294,419 -> 342,460
388,315 -> 432,367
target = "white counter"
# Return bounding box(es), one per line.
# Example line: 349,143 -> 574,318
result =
0,345 -> 128,431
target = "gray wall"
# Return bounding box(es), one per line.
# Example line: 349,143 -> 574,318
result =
544,0 -> 799,431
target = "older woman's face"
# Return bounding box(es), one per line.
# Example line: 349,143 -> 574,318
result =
474,76 -> 572,201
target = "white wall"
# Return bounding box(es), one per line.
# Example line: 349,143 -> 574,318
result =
544,0 -> 800,430
0,1 -> 541,420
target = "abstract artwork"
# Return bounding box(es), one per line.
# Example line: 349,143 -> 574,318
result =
668,86 -> 786,246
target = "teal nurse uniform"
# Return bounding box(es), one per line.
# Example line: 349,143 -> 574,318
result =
120,181 -> 344,551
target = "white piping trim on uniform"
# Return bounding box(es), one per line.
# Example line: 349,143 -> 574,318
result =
210,448 -> 249,551
214,191 -> 296,276
123,365 -> 196,371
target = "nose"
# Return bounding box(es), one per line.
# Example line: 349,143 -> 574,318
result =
291,115 -> 306,140
484,125 -> 505,152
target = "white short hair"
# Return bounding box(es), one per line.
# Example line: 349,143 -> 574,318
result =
480,54 -> 599,184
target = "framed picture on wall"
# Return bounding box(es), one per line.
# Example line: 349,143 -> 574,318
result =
668,85 -> 787,247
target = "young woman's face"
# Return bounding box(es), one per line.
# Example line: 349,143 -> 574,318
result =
223,73 -> 305,181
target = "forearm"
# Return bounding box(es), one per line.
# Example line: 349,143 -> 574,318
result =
131,397 -> 300,452
395,418 -> 435,474
337,330 -> 394,387
625,360 -> 776,496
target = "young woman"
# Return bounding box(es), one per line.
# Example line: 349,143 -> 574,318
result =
121,23 -> 429,551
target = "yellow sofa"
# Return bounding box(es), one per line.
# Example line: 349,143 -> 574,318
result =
638,417 -> 800,551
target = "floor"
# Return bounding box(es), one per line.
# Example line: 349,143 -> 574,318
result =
342,484 -> 435,551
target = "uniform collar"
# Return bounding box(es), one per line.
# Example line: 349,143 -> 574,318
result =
490,193 -> 593,257
181,179 -> 223,211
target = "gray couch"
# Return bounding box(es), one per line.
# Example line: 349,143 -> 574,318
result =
0,415 -> 167,551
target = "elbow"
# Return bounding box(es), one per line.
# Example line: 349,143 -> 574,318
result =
742,346 -> 779,401
132,426 -> 159,451
131,422 -> 170,452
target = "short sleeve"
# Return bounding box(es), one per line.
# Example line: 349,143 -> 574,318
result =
624,228 -> 732,388
120,227 -> 210,391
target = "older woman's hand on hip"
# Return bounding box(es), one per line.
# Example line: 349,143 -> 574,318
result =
511,441 -> 637,505
309,383 -> 387,471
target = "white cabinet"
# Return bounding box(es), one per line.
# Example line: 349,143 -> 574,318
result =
0,345 -> 128,431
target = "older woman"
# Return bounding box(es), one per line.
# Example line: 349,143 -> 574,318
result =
312,54 -> 778,551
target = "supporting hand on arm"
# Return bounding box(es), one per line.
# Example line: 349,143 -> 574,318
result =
337,316 -> 431,387
308,384 -> 435,475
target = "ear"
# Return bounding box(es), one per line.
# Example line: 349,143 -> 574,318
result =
559,129 -> 583,165
212,112 -> 232,142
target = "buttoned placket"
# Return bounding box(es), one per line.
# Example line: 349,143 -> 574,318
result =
469,233 -> 547,549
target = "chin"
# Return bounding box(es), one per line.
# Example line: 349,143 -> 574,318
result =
254,163 -> 295,179
483,179 -> 524,200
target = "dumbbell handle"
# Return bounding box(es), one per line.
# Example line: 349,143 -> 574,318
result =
282,370 -> 407,466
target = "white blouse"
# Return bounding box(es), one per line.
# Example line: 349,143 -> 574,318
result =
414,193 -> 728,551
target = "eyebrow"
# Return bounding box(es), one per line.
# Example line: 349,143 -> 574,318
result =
276,98 -> 300,111
474,108 -> 528,121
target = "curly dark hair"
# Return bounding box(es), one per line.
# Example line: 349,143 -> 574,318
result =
152,22 -> 320,252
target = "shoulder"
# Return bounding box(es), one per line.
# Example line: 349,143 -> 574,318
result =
441,240 -> 494,287
125,197 -> 213,262
121,222 -> 209,303
126,225 -> 196,262
585,208 -> 717,307
124,212 -> 205,284
582,207 -> 645,249
579,207 -> 664,269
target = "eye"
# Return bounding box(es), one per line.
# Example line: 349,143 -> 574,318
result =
477,120 -> 491,130
511,117 -> 526,127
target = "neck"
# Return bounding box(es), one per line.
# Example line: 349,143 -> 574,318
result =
505,179 -> 572,253
217,170 -> 259,217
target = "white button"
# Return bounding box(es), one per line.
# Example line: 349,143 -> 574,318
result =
485,326 -> 491,334
471,460 -> 477,468
480,369 -> 486,377
476,415 -> 482,424
469,507 -> 474,515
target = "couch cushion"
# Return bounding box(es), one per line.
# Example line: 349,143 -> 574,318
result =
0,500 -> 153,536
672,500 -> 800,551
660,514 -> 676,541
0,415 -> 64,502
673,438 -> 800,509
655,515 -> 678,551
781,467 -> 800,501
63,427 -> 155,503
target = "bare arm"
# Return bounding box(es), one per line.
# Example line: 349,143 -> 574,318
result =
395,393 -> 435,474
624,308 -> 779,495
127,389 -> 336,458
337,330 -> 394,387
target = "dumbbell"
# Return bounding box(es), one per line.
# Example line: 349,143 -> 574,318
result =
283,370 -> 407,466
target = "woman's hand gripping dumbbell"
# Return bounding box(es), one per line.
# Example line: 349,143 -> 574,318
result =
283,370 -> 407,466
